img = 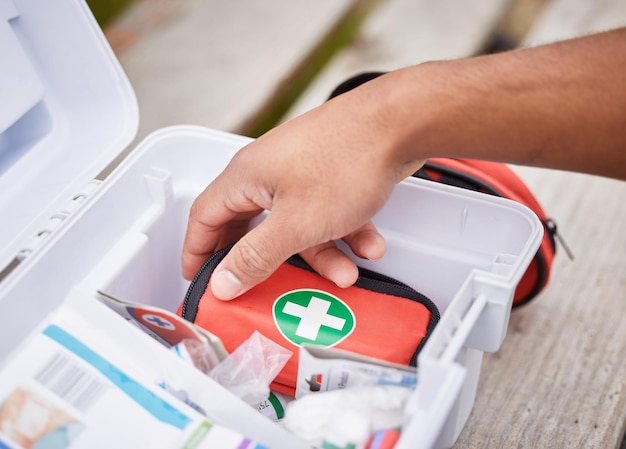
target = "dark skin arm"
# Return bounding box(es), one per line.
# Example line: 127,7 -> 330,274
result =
182,27 -> 626,300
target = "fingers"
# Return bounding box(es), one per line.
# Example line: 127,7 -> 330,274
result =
342,221 -> 386,261
298,221 -> 386,287
299,243 -> 359,288
181,198 -> 225,280
182,214 -> 254,280
211,220 -> 387,300
183,79 -> 402,296
210,214 -> 301,300
181,179 -> 265,280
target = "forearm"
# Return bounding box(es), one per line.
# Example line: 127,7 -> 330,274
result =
367,27 -> 626,180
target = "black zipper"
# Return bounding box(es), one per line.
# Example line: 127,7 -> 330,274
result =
181,243 -> 234,322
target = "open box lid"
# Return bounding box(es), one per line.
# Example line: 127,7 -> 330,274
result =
0,0 -> 138,275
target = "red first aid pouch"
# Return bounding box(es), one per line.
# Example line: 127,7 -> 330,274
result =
179,244 -> 439,396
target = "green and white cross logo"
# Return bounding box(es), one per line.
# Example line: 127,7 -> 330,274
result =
273,289 -> 355,347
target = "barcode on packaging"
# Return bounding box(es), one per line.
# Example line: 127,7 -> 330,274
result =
34,351 -> 108,413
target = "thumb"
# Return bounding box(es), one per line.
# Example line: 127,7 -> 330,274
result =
210,216 -> 297,300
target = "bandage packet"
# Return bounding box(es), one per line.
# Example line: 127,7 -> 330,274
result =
295,344 -> 418,398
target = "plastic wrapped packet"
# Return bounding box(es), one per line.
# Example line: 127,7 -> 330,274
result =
284,385 -> 411,448
171,338 -> 221,374
208,331 -> 292,406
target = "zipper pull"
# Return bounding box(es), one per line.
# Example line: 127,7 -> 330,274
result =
545,218 -> 574,261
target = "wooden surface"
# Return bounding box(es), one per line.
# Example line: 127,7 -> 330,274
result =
454,2 -> 626,447
283,0 -> 513,120
523,0 -> 626,46
105,0 -> 626,447
107,0 -> 362,143
454,169 -> 626,448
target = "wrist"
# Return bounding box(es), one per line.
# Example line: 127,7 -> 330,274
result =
362,62 -> 458,181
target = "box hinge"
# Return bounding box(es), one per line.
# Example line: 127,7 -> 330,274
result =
16,179 -> 102,262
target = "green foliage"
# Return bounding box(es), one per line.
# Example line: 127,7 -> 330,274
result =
86,0 -> 134,27
235,0 -> 381,138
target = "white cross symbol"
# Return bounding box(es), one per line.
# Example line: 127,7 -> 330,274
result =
282,296 -> 346,341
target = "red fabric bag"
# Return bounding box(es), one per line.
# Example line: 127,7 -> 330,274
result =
179,245 -> 439,396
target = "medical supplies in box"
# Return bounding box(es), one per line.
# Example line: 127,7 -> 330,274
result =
0,1 -> 543,448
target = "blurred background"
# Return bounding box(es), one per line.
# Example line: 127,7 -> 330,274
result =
88,0 -> 626,147
88,2 -> 626,448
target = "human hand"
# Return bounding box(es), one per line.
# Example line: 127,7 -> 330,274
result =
184,27 -> 626,297
182,74 -> 421,300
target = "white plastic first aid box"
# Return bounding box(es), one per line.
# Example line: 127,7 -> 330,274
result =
0,1 -> 543,448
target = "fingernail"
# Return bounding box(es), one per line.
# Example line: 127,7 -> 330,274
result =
211,269 -> 243,300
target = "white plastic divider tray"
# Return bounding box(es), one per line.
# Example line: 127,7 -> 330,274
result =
1,125 -> 542,449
